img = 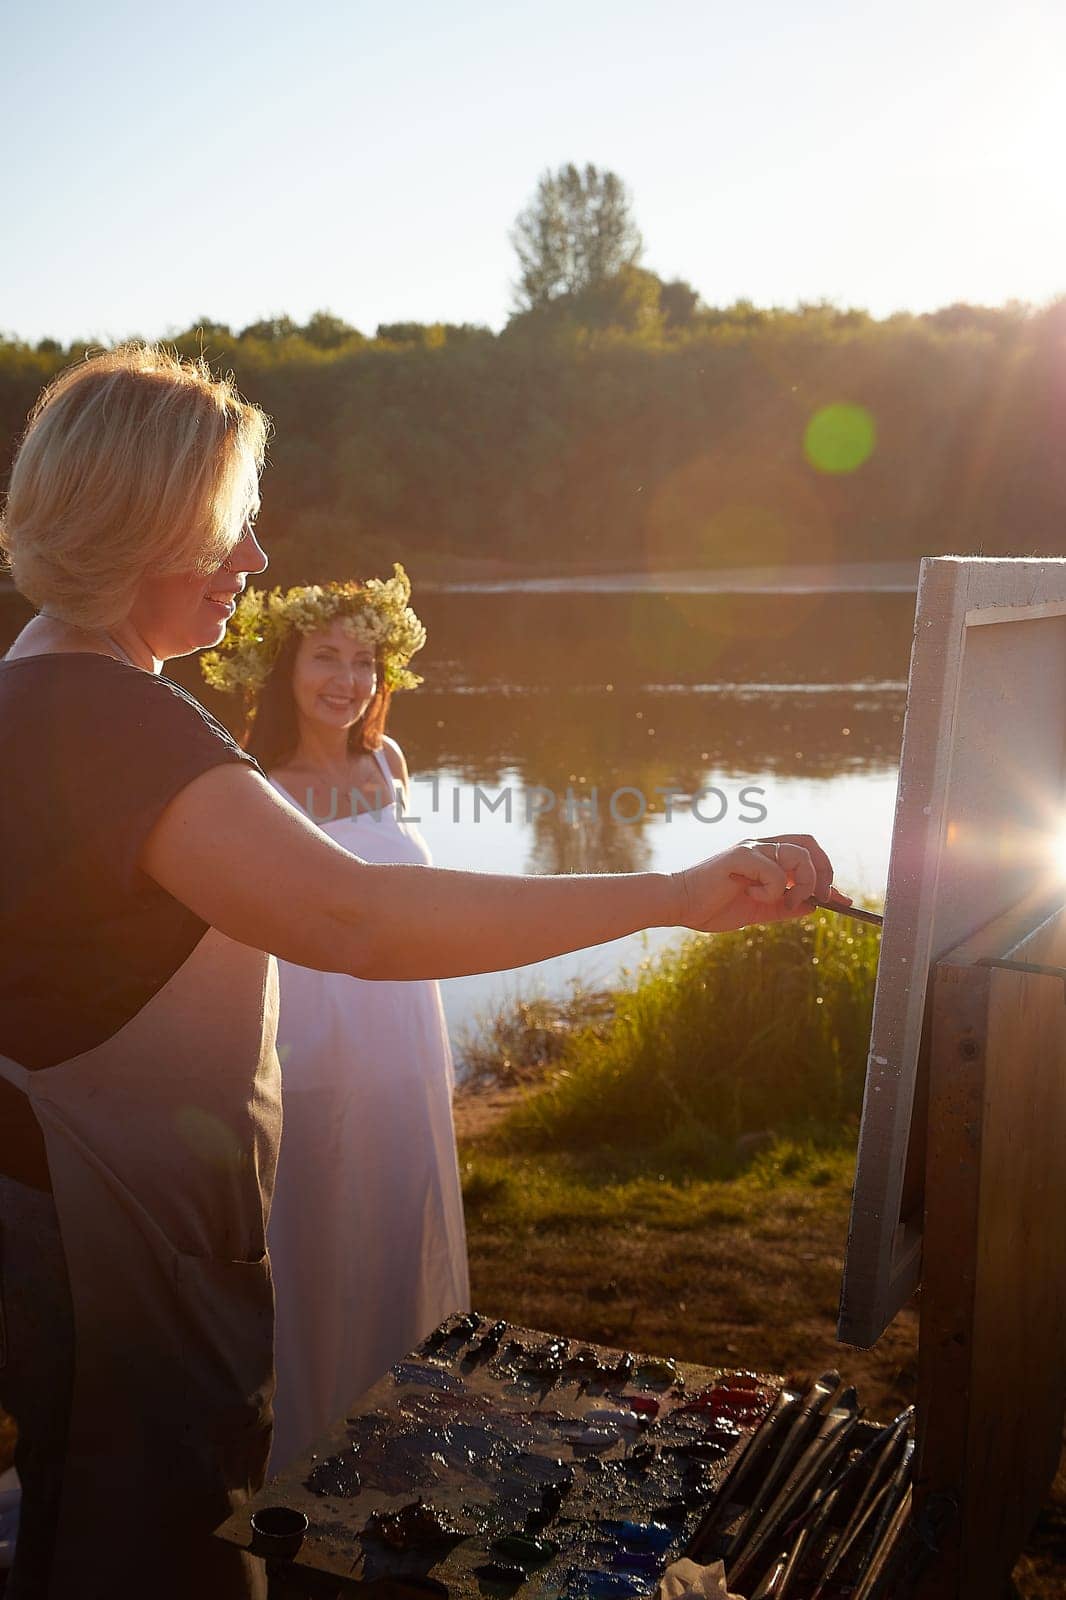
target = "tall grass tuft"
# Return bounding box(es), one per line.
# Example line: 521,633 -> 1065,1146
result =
457,987 -> 615,1090
494,914 -> 879,1158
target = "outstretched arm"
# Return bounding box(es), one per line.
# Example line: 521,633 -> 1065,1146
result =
140,765 -> 833,980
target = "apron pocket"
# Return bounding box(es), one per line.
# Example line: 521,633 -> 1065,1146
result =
172,1250 -> 275,1498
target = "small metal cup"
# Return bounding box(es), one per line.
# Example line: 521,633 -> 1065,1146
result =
249,1504 -> 309,1560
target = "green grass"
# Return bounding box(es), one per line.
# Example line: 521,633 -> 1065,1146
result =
460,1138 -> 857,1233
485,913 -> 881,1163
460,913 -> 879,1231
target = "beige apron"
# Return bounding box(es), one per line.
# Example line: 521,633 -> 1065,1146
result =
0,924 -> 282,1599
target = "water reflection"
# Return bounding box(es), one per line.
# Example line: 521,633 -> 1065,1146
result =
391,684 -> 904,783
379,686 -> 903,877
2,585 -> 912,1035
3,587 -> 910,880
526,784 -> 655,877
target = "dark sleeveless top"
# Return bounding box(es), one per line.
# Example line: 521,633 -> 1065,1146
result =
0,653 -> 264,1189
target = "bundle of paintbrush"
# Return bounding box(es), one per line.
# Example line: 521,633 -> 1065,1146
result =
683,1373 -> 915,1598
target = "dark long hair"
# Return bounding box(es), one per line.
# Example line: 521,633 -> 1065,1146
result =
241,629 -> 393,770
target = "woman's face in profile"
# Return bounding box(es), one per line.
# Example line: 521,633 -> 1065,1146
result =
130,520 -> 268,660
290,620 -> 378,733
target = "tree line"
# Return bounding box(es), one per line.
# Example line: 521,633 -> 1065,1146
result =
2,162 -> 1064,582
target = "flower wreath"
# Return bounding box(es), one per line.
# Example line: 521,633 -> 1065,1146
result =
199,563 -> 426,698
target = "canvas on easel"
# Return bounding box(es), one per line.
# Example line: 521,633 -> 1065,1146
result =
838,556 -> 1066,1349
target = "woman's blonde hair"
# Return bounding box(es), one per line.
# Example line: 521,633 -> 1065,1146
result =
0,344 -> 271,630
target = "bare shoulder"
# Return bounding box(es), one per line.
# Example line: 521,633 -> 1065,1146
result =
379,734 -> 409,781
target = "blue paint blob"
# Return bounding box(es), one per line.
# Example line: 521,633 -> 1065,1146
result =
598,1520 -> 675,1552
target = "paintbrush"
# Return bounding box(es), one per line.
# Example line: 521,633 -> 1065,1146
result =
728,866 -> 883,926
749,1548 -> 790,1598
809,1407 -> 913,1597
850,1483 -> 913,1600
810,1477 -> 893,1600
841,1437 -> 915,1590
713,1372 -> 841,1565
774,1480 -> 844,1599
806,1407 -> 912,1598
771,1414 -> 896,1548
729,1409 -> 860,1591
728,1389 -> 861,1589
683,1387 -> 800,1563
806,897 -> 884,927
812,1437 -> 915,1599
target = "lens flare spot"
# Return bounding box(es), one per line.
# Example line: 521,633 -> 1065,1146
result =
804,404 -> 876,475
174,1106 -> 241,1168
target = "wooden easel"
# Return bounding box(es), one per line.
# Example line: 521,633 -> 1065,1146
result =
913,894 -> 1066,1598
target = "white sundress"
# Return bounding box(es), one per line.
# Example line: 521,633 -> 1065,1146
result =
266,747 -> 470,1472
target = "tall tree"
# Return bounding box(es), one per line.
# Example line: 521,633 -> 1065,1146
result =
511,163 -> 643,309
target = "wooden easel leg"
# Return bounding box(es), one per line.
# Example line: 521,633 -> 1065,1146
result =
913,958 -> 1066,1599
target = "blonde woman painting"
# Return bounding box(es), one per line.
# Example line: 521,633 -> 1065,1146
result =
0,344 -> 845,1599
200,572 -> 469,1472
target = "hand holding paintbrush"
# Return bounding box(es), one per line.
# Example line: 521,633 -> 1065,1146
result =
727,834 -> 884,928
675,832 -> 878,934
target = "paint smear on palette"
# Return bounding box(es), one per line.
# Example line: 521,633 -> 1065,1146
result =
228,1322 -> 906,1598
249,1315 -> 785,1597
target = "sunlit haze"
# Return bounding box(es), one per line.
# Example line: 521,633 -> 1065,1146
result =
5,0 -> 1065,344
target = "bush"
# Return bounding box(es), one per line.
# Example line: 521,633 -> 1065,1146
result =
496,913 -> 879,1152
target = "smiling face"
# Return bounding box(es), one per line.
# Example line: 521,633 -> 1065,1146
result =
290,618 -> 379,734
126,482 -> 268,661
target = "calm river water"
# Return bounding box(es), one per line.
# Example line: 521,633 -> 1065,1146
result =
2,582 -> 915,1053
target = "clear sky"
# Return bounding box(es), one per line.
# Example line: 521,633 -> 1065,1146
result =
4,0 -> 1065,344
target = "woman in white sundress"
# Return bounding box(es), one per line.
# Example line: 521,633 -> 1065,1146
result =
201,570 -> 469,1472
